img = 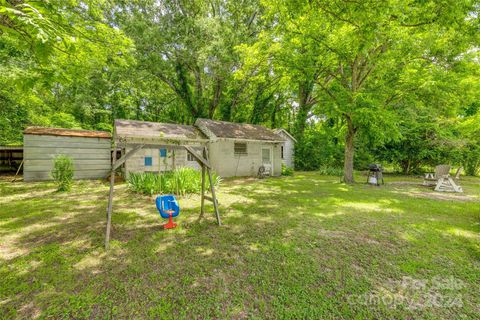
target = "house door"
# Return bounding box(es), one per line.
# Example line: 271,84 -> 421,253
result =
261,147 -> 273,175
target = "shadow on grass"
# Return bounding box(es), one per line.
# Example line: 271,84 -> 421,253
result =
1,173 -> 479,319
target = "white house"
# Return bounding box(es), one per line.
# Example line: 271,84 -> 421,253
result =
114,120 -> 207,175
116,119 -> 296,178
195,119 -> 285,177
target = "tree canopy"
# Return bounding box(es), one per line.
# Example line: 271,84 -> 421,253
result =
1,0 -> 479,179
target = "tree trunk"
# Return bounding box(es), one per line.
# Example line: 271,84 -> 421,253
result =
343,115 -> 356,183
293,80 -> 314,140
208,78 -> 222,119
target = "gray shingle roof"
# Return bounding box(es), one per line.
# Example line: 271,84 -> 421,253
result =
115,119 -> 207,141
195,119 -> 285,142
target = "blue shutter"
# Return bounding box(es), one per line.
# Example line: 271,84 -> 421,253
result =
160,149 -> 167,158
144,156 -> 153,166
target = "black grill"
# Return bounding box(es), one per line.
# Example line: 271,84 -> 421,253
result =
368,164 -> 382,172
367,164 -> 384,185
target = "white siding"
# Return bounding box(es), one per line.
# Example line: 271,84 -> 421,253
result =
208,139 -> 282,177
277,131 -> 295,168
123,140 -> 283,178
124,147 -> 201,176
23,134 -> 111,181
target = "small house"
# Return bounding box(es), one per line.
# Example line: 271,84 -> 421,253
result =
116,119 -> 291,178
195,119 -> 285,177
114,119 -> 208,175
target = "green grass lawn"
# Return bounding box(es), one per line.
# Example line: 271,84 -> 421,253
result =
1,173 -> 479,319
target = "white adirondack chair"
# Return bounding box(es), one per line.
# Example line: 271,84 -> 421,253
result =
423,165 -> 463,193
454,166 -> 463,180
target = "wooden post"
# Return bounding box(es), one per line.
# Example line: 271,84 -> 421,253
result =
200,164 -> 206,219
204,147 -> 221,226
158,148 -> 162,195
208,168 -> 221,226
11,159 -> 24,183
172,149 -> 179,196
105,141 -> 117,250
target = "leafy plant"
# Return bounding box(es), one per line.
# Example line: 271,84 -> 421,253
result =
51,155 -> 74,191
281,164 -> 294,176
127,168 -> 221,196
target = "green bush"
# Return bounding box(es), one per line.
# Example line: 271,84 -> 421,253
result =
281,164 -> 294,176
127,167 -> 221,196
51,155 -> 74,191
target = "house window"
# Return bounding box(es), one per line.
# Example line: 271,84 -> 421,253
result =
281,146 -> 284,159
187,152 -> 195,161
144,156 -> 153,166
234,142 -> 247,155
159,148 -> 167,158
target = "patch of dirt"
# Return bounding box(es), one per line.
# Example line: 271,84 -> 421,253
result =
0,173 -> 18,182
388,181 -> 422,186
408,191 -> 478,202
223,176 -> 261,185
318,229 -> 348,238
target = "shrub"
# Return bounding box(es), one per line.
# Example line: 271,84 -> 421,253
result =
51,155 -> 74,191
281,164 -> 294,176
127,167 -> 221,196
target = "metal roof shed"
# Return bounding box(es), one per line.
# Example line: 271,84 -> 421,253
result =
23,127 -> 111,181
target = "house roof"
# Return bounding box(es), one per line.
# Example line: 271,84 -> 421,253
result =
114,119 -> 207,142
195,118 -> 285,142
24,127 -> 111,139
274,128 -> 297,142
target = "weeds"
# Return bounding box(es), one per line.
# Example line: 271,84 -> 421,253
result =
126,167 -> 221,196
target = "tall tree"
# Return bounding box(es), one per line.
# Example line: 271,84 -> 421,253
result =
109,0 -> 262,122
260,0 -> 479,182
0,0 -> 133,143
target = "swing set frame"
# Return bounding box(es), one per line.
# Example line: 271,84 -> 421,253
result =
105,130 -> 221,250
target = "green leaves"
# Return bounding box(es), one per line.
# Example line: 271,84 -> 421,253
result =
256,0 -> 480,176
1,0 -> 479,176
51,155 -> 74,192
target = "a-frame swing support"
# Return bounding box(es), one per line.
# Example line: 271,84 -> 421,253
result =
184,146 -> 221,225
105,142 -> 221,250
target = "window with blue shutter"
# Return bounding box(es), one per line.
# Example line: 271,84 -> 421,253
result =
160,148 -> 167,158
144,156 -> 153,166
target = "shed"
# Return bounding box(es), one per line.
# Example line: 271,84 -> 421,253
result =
274,129 -> 297,168
0,146 -> 23,171
195,119 -> 285,177
23,127 -> 111,181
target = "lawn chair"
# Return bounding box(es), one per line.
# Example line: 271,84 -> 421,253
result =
454,166 -> 463,180
423,165 -> 462,193
423,165 -> 450,186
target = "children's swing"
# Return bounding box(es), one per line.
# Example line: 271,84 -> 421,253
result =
105,121 -> 221,249
156,195 -> 180,229
155,148 -> 181,229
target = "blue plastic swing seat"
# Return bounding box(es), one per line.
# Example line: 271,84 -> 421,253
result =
155,195 -> 180,219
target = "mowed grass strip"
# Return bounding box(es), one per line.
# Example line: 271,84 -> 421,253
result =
0,173 -> 479,319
